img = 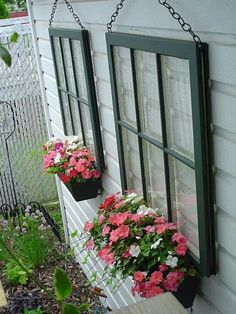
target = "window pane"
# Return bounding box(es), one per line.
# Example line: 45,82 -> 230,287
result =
80,103 -> 94,154
61,38 -> 76,95
169,157 -> 199,259
69,96 -> 83,139
71,40 -> 88,101
60,91 -> 73,135
142,141 -> 167,214
113,47 -> 136,128
121,128 -> 142,193
53,37 -> 66,89
162,56 -> 194,161
135,51 -> 162,142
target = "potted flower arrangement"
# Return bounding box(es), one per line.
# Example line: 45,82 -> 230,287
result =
83,193 -> 198,308
42,136 -> 101,201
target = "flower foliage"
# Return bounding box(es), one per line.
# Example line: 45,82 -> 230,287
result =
42,136 -> 100,184
84,193 -> 196,298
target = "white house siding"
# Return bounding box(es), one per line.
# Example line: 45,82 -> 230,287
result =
27,0 -> 236,313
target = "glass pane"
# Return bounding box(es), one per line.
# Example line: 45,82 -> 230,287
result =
169,157 -> 199,259
69,96 -> 83,139
61,38 -> 76,95
143,141 -> 167,214
60,91 -> 73,135
113,47 -> 136,128
135,51 -> 162,142
53,37 -> 66,89
71,40 -> 88,100
121,128 -> 142,194
80,103 -> 94,154
162,56 -> 194,161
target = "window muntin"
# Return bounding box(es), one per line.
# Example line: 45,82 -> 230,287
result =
49,28 -> 104,171
107,32 -> 215,275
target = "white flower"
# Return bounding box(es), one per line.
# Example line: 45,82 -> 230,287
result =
129,245 -> 141,257
124,193 -> 137,203
64,135 -> 81,145
165,255 -> 178,268
54,153 -> 62,164
22,222 -> 28,227
151,238 -> 163,249
45,137 -> 57,147
22,228 -> 27,234
67,143 -> 79,151
137,205 -> 157,216
131,196 -> 143,204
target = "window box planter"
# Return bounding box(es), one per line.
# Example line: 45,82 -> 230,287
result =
173,276 -> 198,308
64,179 -> 100,202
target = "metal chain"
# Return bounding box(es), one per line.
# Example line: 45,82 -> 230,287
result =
49,0 -> 85,30
106,0 -> 126,32
158,0 -> 202,47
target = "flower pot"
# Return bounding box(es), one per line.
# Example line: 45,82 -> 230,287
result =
65,179 -> 100,201
172,276 -> 198,309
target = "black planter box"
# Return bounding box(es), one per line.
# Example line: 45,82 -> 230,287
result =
65,179 -> 100,202
173,276 -> 198,308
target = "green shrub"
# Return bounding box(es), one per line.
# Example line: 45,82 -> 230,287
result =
0,0 -> 9,19
5,259 -> 32,285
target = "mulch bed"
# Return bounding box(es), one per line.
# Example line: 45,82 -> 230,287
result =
0,243 -> 108,314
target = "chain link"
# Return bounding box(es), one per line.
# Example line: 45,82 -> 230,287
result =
49,0 -> 85,30
106,0 -> 126,32
158,0 -> 202,47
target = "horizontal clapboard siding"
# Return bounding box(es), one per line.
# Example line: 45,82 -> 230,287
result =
29,0 -> 236,313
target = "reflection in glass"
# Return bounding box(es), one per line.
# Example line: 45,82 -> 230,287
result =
135,50 -> 162,142
81,103 -> 94,154
60,91 -> 73,135
69,96 -> 82,139
162,56 -> 194,161
113,47 -> 137,128
169,157 -> 199,258
53,37 -> 66,89
61,38 -> 76,94
122,128 -> 142,194
72,40 -> 88,100
143,141 -> 167,214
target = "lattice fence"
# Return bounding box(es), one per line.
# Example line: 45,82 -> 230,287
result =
0,17 -> 58,206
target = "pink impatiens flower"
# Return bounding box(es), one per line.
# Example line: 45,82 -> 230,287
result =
102,225 -> 110,237
109,212 -> 130,226
98,246 -> 115,265
144,225 -> 155,234
110,225 -> 129,243
134,271 -> 145,282
149,271 -> 163,284
98,214 -> 105,225
156,224 -> 167,235
86,239 -> 94,250
172,232 -> 187,244
175,243 -> 187,256
84,221 -> 94,232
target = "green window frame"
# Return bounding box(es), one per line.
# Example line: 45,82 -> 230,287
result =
49,28 -> 104,171
106,32 -> 215,276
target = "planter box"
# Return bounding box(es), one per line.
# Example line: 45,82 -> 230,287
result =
173,276 -> 198,308
65,179 -> 100,202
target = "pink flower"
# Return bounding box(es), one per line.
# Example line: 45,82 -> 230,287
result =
110,225 -> 129,243
98,246 -> 115,265
109,212 -> 130,226
149,271 -> 163,284
163,271 -> 184,292
68,169 -> 77,178
144,225 -> 155,234
145,283 -> 164,298
159,264 -> 168,272
166,222 -> 177,230
172,232 -> 187,244
154,216 -> 165,224
102,225 -> 110,237
122,249 -> 131,259
114,200 -> 124,209
98,214 -> 105,225
75,164 -> 86,173
59,173 -> 70,183
82,170 -> 93,179
130,214 -> 144,223
84,221 -> 94,232
156,224 -> 167,235
86,239 -> 94,250
92,170 -> 100,179
134,271 -> 145,282
175,243 -> 187,256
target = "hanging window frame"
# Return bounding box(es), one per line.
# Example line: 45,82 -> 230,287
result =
106,32 -> 215,276
49,28 -> 104,172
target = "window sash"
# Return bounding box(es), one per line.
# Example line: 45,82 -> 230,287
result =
49,28 -> 104,171
106,32 -> 215,275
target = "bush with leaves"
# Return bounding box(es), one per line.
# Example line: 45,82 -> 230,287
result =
0,0 -> 9,19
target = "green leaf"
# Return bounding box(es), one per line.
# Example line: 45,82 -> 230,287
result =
71,230 -> 78,238
0,43 -> 11,67
54,267 -> 72,301
62,303 -> 81,314
78,304 -> 89,311
10,32 -> 19,43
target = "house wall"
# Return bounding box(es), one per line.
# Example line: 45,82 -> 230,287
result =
28,0 -> 236,313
